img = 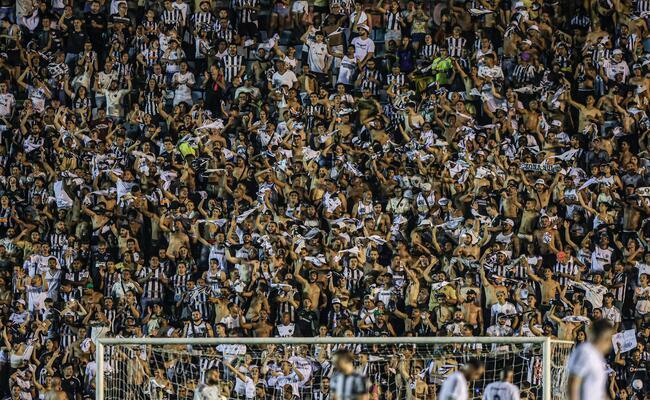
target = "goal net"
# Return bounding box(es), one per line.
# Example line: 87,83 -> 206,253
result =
95,337 -> 573,400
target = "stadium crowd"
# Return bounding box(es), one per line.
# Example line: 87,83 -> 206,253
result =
1,0 -> 650,398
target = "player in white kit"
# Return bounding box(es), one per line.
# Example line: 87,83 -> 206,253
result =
438,359 -> 485,400
567,319 -> 614,400
483,368 -> 520,400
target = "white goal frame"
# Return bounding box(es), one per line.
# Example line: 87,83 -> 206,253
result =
95,336 -> 572,400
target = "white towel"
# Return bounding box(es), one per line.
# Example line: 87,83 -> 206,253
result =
54,181 -> 73,209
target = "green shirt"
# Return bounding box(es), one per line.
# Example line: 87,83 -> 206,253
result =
431,56 -> 453,85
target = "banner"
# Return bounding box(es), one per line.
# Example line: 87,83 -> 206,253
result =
520,163 -> 562,173
612,329 -> 637,353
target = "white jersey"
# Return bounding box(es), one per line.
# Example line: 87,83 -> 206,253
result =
351,36 -> 375,61
289,355 -> 313,385
438,371 -> 468,400
566,342 -> 607,400
0,93 -> 15,117
306,40 -> 329,73
337,55 -> 358,85
483,381 -> 520,400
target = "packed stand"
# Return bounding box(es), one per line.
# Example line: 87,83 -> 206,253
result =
1,0 -> 650,398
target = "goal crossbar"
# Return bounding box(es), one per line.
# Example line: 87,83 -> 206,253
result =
95,336 -> 573,400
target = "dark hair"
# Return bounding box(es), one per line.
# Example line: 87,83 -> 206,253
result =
334,349 -> 354,364
500,367 -> 515,380
591,319 -> 613,341
465,358 -> 483,370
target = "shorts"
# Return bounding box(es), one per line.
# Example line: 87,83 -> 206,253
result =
384,29 -> 401,44
239,22 -> 258,38
635,310 -> 650,324
411,32 -> 426,44
273,3 -> 289,17
5,50 -> 20,66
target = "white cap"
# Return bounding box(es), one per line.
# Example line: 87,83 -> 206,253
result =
515,1 -> 525,8
551,120 -> 562,127
527,25 -> 540,31
612,48 -> 623,55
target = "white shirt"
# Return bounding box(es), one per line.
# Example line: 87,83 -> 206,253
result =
349,11 -> 369,29
233,370 -> 256,399
103,88 -> 129,117
306,40 -> 329,73
478,65 -> 504,81
288,355 -> 312,385
601,305 -> 621,325
571,281 -> 607,309
635,286 -> 650,314
216,343 -> 246,363
337,55 -> 359,85
490,302 -> 517,325
635,261 -> 650,285
438,371 -> 468,400
271,69 -> 298,88
567,342 -> 607,400
0,93 -> 15,117
591,246 -> 613,272
172,71 -> 195,105
603,59 -> 629,81
269,371 -> 302,395
351,36 -> 375,61
276,323 -> 295,337
483,381 -> 520,400
28,86 -> 47,113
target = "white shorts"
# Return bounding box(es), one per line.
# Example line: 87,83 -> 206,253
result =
384,29 -> 401,43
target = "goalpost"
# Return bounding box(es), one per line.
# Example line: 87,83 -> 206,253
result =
95,336 -> 574,400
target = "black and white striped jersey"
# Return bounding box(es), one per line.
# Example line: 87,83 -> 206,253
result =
446,36 -> 467,58
221,53 -> 244,82
330,372 -> 369,400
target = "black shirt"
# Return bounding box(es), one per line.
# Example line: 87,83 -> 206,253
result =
61,376 -> 82,400
66,29 -> 88,54
85,12 -> 107,42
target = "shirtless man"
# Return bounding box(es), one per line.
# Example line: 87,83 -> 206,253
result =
294,263 -> 321,311
479,264 -> 507,308
244,309 -> 274,337
567,93 -> 604,133
500,183 -> 523,220
522,175 -> 551,211
517,198 -> 539,242
81,204 -> 112,246
533,214 -> 562,262
527,263 -> 563,309
162,219 -> 191,257
616,184 -> 645,240
457,289 -> 483,332
454,232 -> 480,260
548,304 -> 582,341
